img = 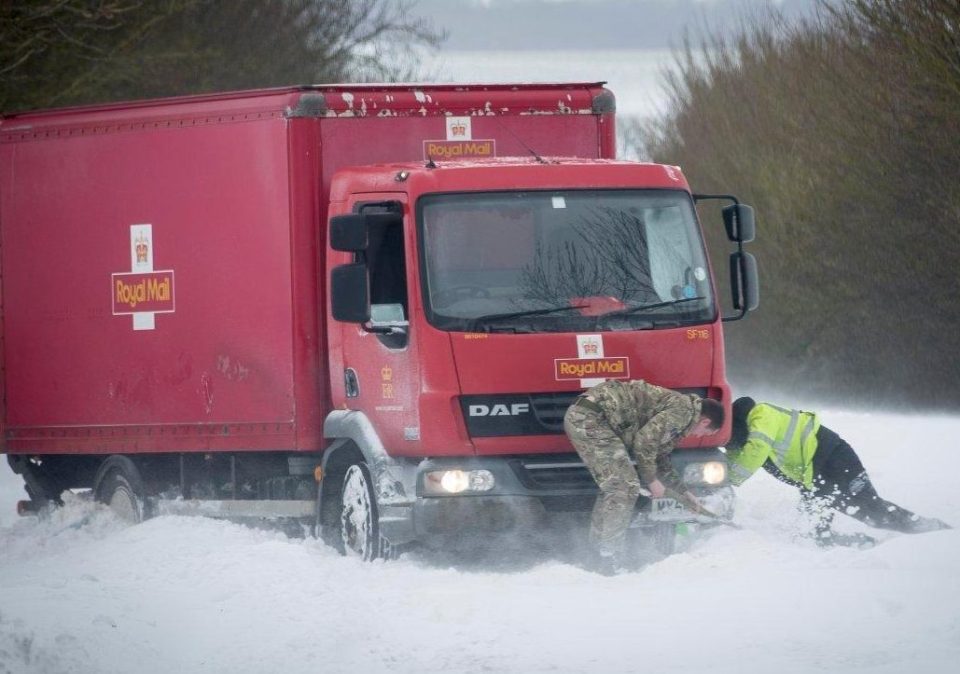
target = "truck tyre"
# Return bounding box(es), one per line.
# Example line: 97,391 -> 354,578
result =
93,456 -> 146,524
339,462 -> 384,561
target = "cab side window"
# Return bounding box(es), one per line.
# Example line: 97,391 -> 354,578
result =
358,203 -> 408,349
366,214 -> 408,319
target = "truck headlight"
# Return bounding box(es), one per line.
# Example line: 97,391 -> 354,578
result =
424,469 -> 496,495
682,461 -> 727,486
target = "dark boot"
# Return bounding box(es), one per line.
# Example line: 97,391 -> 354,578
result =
857,498 -> 951,534
583,549 -> 625,576
902,515 -> 952,533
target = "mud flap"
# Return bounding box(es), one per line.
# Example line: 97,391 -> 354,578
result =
7,455 -> 65,508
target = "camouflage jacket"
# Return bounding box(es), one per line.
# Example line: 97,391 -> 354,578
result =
586,379 -> 701,485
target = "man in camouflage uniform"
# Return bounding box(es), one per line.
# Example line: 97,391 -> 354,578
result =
564,379 -> 724,565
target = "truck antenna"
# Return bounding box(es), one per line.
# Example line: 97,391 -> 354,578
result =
425,155 -> 438,169
495,117 -> 547,164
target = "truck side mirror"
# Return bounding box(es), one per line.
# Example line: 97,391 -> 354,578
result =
723,204 -> 755,243
330,215 -> 369,252
331,263 -> 371,323
330,212 -> 403,251
729,251 -> 759,312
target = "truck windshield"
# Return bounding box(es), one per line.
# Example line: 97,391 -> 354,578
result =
419,190 -> 715,332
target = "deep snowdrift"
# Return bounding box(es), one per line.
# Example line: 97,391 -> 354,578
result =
2,410 -> 959,674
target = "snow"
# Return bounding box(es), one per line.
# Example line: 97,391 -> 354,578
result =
2,410 -> 960,674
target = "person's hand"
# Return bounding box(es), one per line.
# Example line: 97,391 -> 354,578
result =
647,479 -> 666,499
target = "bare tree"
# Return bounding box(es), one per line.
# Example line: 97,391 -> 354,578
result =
1,0 -> 444,112
0,0 -> 189,110
638,0 -> 960,409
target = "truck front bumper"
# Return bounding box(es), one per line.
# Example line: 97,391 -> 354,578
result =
412,495 -> 549,546
377,450 -> 735,548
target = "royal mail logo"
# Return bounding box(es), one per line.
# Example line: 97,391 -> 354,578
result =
112,272 -> 175,313
426,116 -> 495,160
554,357 -> 630,381
446,116 -> 472,141
112,224 -> 175,330
582,341 -> 600,356
423,139 -> 496,161
134,231 -> 149,264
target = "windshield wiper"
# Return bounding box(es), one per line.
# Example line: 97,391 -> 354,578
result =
600,296 -> 706,319
465,304 -> 587,332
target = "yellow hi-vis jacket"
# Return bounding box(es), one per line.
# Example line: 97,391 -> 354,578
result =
726,403 -> 821,489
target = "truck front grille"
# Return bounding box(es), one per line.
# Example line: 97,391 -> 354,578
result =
460,391 -> 579,437
528,392 -> 580,433
509,454 -> 598,493
460,388 -> 708,438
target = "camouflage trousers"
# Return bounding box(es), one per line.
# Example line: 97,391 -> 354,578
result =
564,403 -> 642,555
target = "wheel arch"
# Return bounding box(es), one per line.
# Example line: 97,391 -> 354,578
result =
92,455 -> 146,499
92,454 -> 147,523
321,410 -> 420,548
322,410 -> 419,505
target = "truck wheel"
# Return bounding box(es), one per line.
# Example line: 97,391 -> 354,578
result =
340,462 -> 383,561
93,456 -> 146,524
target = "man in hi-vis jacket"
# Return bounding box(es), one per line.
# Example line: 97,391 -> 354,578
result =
564,379 -> 724,570
726,397 -> 951,547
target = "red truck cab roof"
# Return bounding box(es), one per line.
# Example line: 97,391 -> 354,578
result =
330,159 -> 693,201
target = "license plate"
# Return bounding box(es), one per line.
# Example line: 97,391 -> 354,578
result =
649,497 -> 686,520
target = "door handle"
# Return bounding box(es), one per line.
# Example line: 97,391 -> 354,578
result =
344,368 -> 360,398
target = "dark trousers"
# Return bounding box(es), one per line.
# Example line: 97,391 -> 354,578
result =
803,426 -> 920,533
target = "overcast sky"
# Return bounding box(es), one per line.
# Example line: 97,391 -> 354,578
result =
414,0 -> 820,50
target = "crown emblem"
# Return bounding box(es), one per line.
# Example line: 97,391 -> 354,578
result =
450,122 -> 467,137
583,342 -> 599,356
381,366 -> 393,381
135,233 -> 149,264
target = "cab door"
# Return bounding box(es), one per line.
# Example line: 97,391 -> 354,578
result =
335,194 -> 422,450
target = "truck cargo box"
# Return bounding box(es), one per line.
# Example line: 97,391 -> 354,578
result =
0,84 -> 614,456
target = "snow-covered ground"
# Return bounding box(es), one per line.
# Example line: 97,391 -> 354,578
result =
2,409 -> 959,674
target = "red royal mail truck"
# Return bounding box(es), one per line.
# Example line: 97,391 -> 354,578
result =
0,84 -> 758,559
